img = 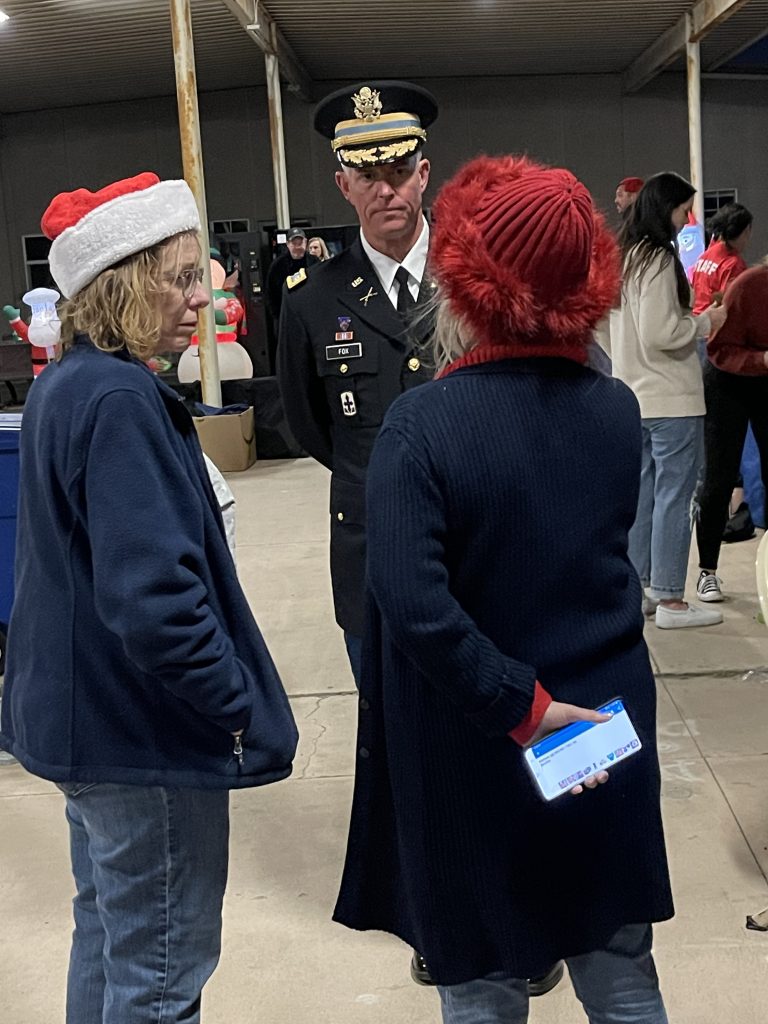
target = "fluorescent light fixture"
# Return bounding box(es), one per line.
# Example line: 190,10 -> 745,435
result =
0,10 -> 9,24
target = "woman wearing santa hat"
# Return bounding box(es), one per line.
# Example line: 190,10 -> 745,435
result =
333,155 -> 673,1022
0,172 -> 297,1024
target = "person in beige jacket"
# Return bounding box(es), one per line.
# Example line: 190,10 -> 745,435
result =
606,172 -> 726,629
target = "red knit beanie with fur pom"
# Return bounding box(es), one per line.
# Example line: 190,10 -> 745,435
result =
430,155 -> 620,361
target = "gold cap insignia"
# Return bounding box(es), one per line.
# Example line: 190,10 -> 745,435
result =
352,87 -> 382,122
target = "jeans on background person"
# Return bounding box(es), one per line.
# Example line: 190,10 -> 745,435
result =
59,782 -> 229,1024
628,416 -> 703,600
438,924 -> 668,1024
697,363 -> 768,570
742,426 -> 766,529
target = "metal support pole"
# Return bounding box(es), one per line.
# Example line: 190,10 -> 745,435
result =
265,23 -> 291,230
687,20 -> 705,225
169,0 -> 221,406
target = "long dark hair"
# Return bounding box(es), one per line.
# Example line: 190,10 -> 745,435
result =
707,202 -> 753,246
619,171 -> 695,308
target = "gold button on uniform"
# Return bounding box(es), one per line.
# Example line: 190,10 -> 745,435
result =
337,512 -> 344,521
408,357 -> 420,372
340,363 -> 349,374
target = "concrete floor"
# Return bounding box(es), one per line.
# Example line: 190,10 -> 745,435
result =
2,455 -> 768,1022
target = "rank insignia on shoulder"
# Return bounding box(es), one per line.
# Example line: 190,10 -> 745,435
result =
286,268 -> 308,290
351,276 -> 364,288
340,391 -> 357,416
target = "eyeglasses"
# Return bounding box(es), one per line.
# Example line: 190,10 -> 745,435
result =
166,267 -> 205,299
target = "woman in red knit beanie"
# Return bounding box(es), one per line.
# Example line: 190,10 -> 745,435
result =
334,155 -> 673,1024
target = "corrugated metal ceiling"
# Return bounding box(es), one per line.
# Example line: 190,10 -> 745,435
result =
265,0 -> 694,78
700,0 -> 768,69
0,0 -> 764,115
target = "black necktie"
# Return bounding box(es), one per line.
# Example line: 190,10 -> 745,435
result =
395,266 -> 416,319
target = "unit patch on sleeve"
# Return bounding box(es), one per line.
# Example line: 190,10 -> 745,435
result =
340,391 -> 357,416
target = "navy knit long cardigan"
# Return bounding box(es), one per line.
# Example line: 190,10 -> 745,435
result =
333,357 -> 674,985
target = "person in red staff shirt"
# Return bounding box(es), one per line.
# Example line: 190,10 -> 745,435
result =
692,203 -> 752,316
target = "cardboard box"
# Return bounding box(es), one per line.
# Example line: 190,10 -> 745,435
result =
192,408 -> 256,472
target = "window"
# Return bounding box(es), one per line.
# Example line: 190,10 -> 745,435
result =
22,235 -> 55,291
210,219 -> 251,235
703,189 -> 738,222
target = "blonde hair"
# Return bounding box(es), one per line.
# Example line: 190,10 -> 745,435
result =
308,236 -> 331,261
423,286 -> 477,374
58,231 -> 198,362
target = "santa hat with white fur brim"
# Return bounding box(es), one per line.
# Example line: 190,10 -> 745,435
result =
42,172 -> 201,299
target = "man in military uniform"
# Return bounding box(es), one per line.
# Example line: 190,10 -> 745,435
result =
277,80 -> 564,999
277,81 -> 437,685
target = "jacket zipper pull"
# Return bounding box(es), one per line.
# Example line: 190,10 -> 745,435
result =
233,734 -> 244,766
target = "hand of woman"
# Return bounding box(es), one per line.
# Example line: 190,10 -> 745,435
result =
530,701 -> 612,795
706,302 -> 727,335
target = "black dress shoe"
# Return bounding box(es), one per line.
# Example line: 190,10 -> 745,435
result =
529,960 -> 565,997
410,951 -> 436,986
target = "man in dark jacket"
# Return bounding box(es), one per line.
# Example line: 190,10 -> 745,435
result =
266,227 -> 319,326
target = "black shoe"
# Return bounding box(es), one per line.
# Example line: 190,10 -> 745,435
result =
529,960 -> 565,997
410,951 -> 436,986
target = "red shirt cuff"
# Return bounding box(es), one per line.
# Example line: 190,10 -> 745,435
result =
508,682 -> 553,747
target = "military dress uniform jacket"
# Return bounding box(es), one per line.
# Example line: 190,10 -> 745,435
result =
277,238 -> 434,636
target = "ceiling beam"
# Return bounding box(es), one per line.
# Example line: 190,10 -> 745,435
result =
220,0 -> 315,101
705,24 -> 768,71
690,0 -> 751,41
623,0 -> 752,93
622,17 -> 689,93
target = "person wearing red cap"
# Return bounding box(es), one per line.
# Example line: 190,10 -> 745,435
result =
333,155 -> 672,1022
0,173 -> 297,1023
615,176 -> 644,214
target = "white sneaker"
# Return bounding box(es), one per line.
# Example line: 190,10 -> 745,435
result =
697,570 -> 723,602
655,603 -> 723,629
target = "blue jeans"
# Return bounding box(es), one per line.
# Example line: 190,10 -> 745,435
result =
438,924 -> 667,1024
629,416 -> 703,600
58,782 -> 230,1024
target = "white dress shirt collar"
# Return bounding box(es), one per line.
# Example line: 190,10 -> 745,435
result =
359,217 -> 430,306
